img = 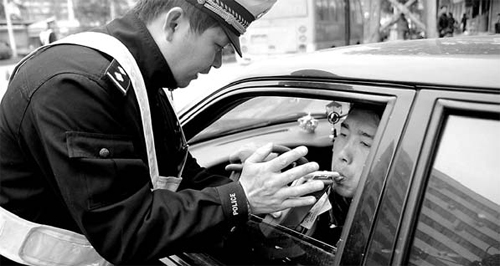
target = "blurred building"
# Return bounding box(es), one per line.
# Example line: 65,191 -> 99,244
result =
1,0 -> 78,55
1,0 -> 137,56
441,0 -> 500,34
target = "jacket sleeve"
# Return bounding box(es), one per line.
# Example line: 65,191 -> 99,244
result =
23,72 -> 249,264
178,153 -> 233,190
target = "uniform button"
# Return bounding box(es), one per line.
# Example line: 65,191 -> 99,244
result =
99,148 -> 110,158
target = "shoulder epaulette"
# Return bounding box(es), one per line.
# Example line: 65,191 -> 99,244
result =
105,59 -> 131,95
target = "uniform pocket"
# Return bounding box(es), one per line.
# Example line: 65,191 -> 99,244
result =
66,131 -> 149,209
66,131 -> 135,159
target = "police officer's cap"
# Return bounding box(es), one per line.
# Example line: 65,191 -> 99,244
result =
185,0 -> 277,57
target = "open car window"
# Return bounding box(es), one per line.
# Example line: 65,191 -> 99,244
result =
187,94 -> 387,266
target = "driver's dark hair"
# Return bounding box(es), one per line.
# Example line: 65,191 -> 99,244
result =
132,0 -> 220,34
349,103 -> 385,121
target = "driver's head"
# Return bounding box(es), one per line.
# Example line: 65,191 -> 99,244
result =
330,105 -> 382,198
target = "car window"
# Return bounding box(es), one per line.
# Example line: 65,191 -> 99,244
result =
210,217 -> 336,266
189,94 -> 387,266
190,97 -> 334,143
408,115 -> 500,265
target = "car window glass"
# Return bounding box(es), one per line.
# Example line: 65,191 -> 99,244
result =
408,115 -> 500,265
210,217 -> 336,266
191,97 -> 333,143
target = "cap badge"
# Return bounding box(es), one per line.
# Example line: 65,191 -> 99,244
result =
195,0 -> 249,35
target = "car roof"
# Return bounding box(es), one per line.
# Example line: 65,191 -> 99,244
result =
237,35 -> 500,90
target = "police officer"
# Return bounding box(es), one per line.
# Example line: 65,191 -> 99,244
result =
39,18 -> 57,46
0,0 -> 325,265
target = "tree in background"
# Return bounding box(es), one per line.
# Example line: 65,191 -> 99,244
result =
0,2 -> 5,19
1,0 -> 25,21
360,0 -> 382,43
361,0 -> 431,42
74,0 -> 108,27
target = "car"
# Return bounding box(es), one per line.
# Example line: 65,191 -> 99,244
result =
162,35 -> 500,266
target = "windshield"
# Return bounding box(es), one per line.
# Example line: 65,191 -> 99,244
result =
190,97 -> 333,143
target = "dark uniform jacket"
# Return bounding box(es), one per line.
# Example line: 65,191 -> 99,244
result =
0,11 -> 248,265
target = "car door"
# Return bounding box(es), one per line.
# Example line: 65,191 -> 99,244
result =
177,76 -> 415,266
361,88 -> 500,266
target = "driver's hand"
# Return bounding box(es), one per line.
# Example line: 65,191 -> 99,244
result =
228,143 -> 278,164
238,143 -> 324,215
226,143 -> 278,172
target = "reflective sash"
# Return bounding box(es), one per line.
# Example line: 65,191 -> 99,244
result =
0,206 -> 111,266
60,32 -> 164,189
0,32 -> 179,265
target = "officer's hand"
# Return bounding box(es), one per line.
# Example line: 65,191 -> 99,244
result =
238,143 -> 324,215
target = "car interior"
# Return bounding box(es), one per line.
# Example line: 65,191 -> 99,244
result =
184,95 -> 387,266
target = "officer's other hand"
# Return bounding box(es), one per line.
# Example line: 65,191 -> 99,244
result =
292,171 -> 339,186
238,143 -> 323,215
266,171 -> 339,219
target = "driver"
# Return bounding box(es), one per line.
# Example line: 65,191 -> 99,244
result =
305,103 -> 383,246
229,103 -> 383,248
219,103 -> 383,264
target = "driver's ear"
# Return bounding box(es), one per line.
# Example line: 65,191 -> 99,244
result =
163,7 -> 184,42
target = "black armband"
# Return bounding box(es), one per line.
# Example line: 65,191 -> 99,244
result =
215,182 -> 249,225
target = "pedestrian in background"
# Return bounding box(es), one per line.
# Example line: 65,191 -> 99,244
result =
448,12 -> 456,37
495,13 -> 500,34
39,18 -> 57,46
461,13 -> 468,32
396,13 -> 409,40
0,0 -> 326,265
438,6 -> 449,38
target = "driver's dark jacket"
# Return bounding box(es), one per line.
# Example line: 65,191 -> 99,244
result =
0,11 -> 248,265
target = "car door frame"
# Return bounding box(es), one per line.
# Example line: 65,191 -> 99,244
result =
179,76 -> 416,265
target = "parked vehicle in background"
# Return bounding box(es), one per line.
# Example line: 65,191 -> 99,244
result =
163,35 -> 500,266
237,0 -> 363,64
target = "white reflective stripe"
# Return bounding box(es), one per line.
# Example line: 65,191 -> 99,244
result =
56,32 -> 162,190
0,206 -> 111,266
156,176 -> 183,192
0,206 -> 31,264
